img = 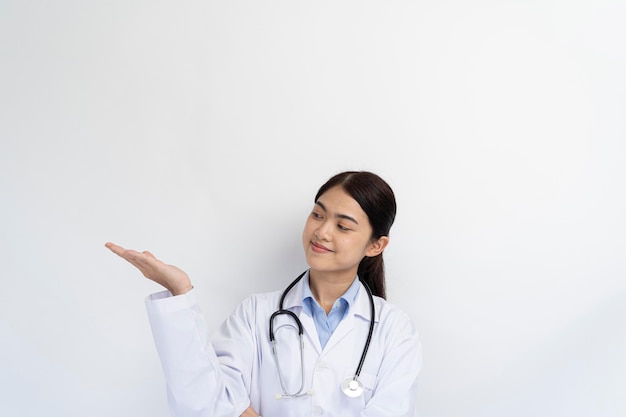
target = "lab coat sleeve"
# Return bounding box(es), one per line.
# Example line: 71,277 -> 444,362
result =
363,309 -> 423,417
145,289 -> 252,417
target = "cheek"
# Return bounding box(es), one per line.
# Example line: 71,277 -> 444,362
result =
341,235 -> 372,255
302,220 -> 312,236
302,220 -> 313,243
337,236 -> 362,252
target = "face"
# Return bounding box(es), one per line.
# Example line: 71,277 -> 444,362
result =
302,186 -> 388,280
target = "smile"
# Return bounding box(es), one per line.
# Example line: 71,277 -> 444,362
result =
311,241 -> 334,253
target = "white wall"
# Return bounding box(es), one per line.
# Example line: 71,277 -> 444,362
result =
1,1 -> 625,416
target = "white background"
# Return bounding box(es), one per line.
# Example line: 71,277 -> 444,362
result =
1,1 -> 625,416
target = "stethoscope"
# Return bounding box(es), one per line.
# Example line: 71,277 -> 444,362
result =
269,270 -> 376,399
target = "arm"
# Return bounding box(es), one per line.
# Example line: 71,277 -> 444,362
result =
106,242 -> 260,417
146,289 -> 254,417
363,312 -> 423,417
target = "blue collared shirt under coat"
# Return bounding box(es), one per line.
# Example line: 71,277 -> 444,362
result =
301,273 -> 361,348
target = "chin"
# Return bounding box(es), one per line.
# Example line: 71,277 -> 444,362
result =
305,256 -> 332,273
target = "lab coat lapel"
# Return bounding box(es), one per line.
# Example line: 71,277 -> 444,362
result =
299,312 -> 323,355
281,273 -> 323,355
321,281 -> 373,355
321,313 -> 355,354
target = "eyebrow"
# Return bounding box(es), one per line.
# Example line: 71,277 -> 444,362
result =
315,201 -> 359,225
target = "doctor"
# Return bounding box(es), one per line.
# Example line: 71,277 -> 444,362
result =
106,171 -> 422,417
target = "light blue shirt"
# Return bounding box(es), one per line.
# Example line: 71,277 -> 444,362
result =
301,273 -> 361,349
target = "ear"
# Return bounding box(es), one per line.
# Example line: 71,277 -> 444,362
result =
365,236 -> 389,257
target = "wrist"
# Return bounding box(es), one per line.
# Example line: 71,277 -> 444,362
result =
169,281 -> 193,296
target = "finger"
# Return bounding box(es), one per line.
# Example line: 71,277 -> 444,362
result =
105,242 -> 128,256
143,250 -> 157,260
107,244 -> 150,267
122,250 -> 153,266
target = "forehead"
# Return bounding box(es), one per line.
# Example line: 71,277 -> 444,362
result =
316,186 -> 368,219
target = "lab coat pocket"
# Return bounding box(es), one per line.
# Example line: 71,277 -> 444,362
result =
355,371 -> 376,391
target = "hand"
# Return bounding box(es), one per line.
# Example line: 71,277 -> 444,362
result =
105,242 -> 193,296
239,406 -> 260,417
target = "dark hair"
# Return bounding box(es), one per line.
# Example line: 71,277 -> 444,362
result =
315,171 -> 396,299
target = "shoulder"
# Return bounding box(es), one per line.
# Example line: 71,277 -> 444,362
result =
374,297 -> 414,322
241,289 -> 282,306
373,296 -> 419,342
231,289 -> 283,317
213,289 -> 283,338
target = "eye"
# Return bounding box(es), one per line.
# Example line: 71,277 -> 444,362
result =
311,211 -> 323,219
337,224 -> 351,231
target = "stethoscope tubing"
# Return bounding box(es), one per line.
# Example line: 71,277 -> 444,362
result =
269,270 -> 375,398
352,276 -> 375,382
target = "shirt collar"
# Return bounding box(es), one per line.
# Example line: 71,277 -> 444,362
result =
301,272 -> 361,316
281,270 -> 379,322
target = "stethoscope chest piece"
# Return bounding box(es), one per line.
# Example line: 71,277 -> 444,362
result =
341,376 -> 364,398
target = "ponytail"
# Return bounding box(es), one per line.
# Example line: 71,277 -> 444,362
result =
358,254 -> 386,299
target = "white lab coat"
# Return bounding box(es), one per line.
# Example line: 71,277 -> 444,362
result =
145,277 -> 422,417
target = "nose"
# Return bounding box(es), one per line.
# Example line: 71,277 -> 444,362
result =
314,219 -> 332,241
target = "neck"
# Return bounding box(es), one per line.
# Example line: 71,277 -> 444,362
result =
308,269 -> 357,314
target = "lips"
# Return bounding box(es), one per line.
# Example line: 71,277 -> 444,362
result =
311,241 -> 333,253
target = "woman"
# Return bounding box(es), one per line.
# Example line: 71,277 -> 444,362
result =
106,171 -> 422,417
